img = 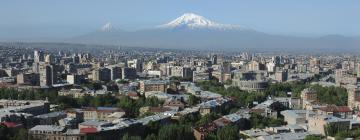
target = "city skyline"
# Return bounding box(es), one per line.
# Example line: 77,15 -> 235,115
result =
2,1 -> 360,140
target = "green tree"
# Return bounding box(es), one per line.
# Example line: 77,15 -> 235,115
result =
144,96 -> 162,107
217,125 -> 239,140
121,133 -> 141,140
179,113 -> 201,125
145,121 -> 161,136
196,112 -> 220,126
157,124 -> 195,140
325,123 -> 349,137
9,128 -> 28,140
250,114 -> 285,129
204,133 -> 217,140
188,94 -> 200,106
304,135 -> 324,140
145,134 -> 157,140
311,85 -> 348,106
0,125 -> 9,140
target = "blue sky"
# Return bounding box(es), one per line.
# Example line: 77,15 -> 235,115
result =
1,0 -> 359,39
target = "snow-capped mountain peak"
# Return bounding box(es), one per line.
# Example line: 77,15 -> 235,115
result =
100,22 -> 115,32
158,13 -> 248,31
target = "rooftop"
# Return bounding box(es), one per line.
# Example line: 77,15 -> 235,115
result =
258,132 -> 309,140
35,111 -> 66,119
79,120 -> 112,127
318,105 -> 352,113
30,125 -> 65,132
138,114 -> 170,125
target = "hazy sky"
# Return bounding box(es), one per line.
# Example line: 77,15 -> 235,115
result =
1,0 -> 360,39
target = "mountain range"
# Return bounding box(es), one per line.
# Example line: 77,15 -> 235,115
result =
65,13 -> 360,51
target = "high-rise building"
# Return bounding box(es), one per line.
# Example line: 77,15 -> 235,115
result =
211,54 -> 217,65
92,68 -> 111,82
272,56 -> 281,67
73,55 -> 80,64
127,59 -> 143,72
247,61 -> 265,71
342,61 -> 355,71
108,66 -> 122,80
17,73 -> 40,86
168,66 -> 193,78
347,86 -> 360,110
32,62 -> 40,73
309,58 -> 320,68
122,67 -> 137,80
45,54 -> 54,64
275,70 -> 288,82
266,62 -> 276,73
39,63 -> 55,87
357,63 -> 360,77
222,62 -> 231,74
335,69 -> 359,86
66,74 -> 85,85
34,50 -> 44,63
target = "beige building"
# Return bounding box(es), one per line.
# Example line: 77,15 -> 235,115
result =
139,80 -> 168,93
39,63 -> 55,87
300,88 -> 317,109
348,86 -> 360,110
58,89 -> 92,98
309,58 -> 320,69
247,60 -> 264,71
17,73 -> 40,86
317,105 -> 352,119
275,70 -> 288,82
80,107 -> 125,121
28,125 -> 73,140
232,70 -> 268,92
211,71 -> 231,83
301,88 -> 317,102
335,69 -> 359,86
92,67 -> 111,82
308,115 -> 350,135
281,110 -> 315,125
357,63 -> 360,77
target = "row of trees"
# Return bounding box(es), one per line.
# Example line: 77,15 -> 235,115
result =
0,88 -> 163,118
265,81 -> 307,97
266,80 -> 348,106
121,120 -> 196,140
121,113 -> 245,140
310,84 -> 348,106
0,88 -> 58,102
57,95 -> 164,118
204,125 -> 240,140
196,78 -> 349,107
333,129 -> 360,139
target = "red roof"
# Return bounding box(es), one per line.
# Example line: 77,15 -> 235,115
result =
127,92 -> 138,97
80,127 -> 98,134
149,107 -> 171,113
250,108 -> 265,113
319,105 -> 352,113
213,118 -> 232,127
1,122 -> 21,128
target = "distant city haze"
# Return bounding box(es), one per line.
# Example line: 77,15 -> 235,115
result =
1,0 -> 360,41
